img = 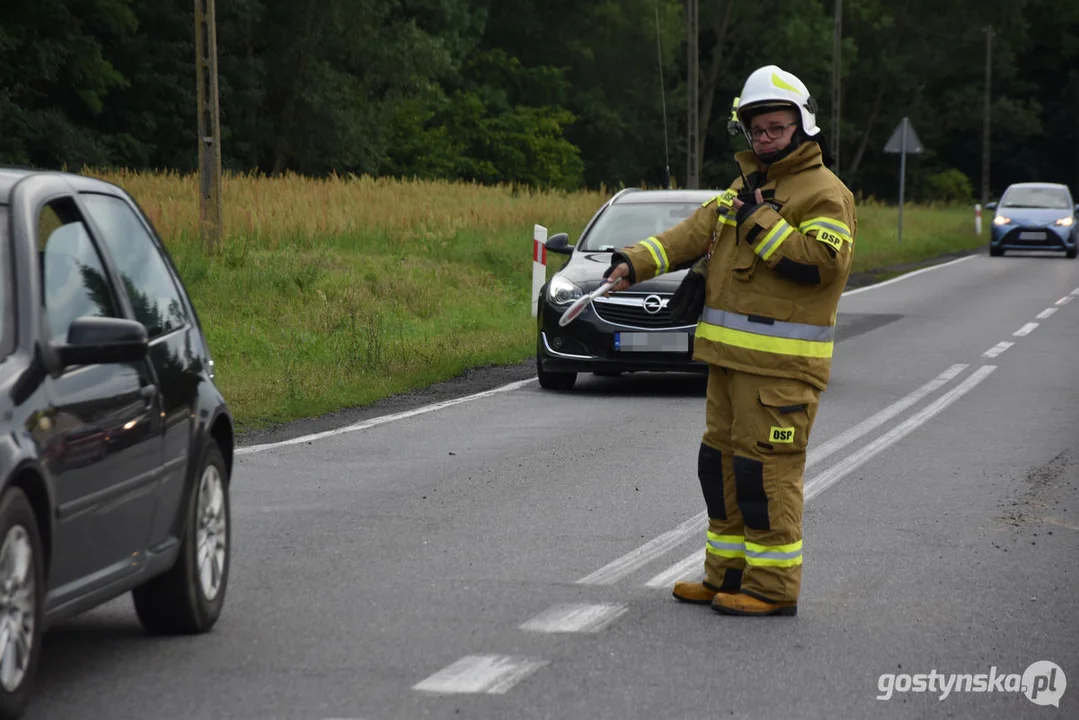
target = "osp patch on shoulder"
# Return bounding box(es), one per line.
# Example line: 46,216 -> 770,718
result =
815,229 -> 844,252
769,426 -> 795,444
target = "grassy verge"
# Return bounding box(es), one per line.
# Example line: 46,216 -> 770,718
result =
85,169 -> 987,432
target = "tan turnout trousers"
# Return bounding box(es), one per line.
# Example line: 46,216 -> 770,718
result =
699,365 -> 820,604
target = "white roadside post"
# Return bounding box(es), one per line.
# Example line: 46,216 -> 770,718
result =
532,224 -> 548,317
974,203 -> 982,235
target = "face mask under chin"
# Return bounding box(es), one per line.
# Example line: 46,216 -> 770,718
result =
756,132 -> 806,165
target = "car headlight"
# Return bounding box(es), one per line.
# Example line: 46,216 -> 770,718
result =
993,215 -> 1011,226
1055,216 -> 1074,227
547,275 -> 583,306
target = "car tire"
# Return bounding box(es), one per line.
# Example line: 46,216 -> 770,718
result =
989,244 -> 1004,257
0,488 -> 45,720
1066,247 -> 1077,259
536,338 -> 577,390
132,440 -> 230,635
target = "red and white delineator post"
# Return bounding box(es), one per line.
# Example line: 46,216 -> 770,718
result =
531,224 -> 547,317
975,204 -> 982,236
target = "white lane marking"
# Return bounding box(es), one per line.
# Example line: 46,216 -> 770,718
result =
1036,308 -> 1058,320
647,364 -> 996,589
237,256 -> 976,456
520,603 -> 628,633
1014,322 -> 1039,337
803,365 -> 997,501
413,655 -> 547,695
841,255 -> 975,297
805,364 -> 967,469
1072,288 -> 1079,296
576,512 -> 707,585
596,364 -> 969,587
983,342 -> 1014,358
1056,296 -> 1073,306
645,553 -> 701,589
236,379 -> 535,456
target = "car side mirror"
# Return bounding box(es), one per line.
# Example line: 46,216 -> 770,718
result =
984,202 -> 997,211
545,232 -> 573,255
58,316 -> 149,368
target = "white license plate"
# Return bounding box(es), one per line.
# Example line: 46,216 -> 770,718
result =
614,332 -> 690,352
1019,231 -> 1046,240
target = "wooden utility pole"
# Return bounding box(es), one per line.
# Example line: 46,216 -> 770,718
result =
686,0 -> 699,189
831,0 -> 842,173
981,25 -> 992,208
194,0 -> 223,254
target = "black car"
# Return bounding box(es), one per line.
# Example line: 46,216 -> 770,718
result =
536,188 -> 716,390
0,167 -> 234,718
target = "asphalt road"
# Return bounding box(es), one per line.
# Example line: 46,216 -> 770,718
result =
26,249 -> 1079,719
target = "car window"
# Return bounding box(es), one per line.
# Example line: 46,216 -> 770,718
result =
39,203 -> 119,344
1000,187 -> 1071,210
81,193 -> 189,339
579,202 -> 701,251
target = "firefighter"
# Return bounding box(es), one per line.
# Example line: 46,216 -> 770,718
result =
604,65 -> 856,616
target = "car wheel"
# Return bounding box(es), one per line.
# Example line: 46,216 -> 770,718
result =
0,488 -> 44,720
989,243 -> 1004,257
1066,247 -> 1077,259
133,440 -> 230,635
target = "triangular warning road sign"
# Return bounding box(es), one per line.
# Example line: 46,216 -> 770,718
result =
884,117 -> 924,154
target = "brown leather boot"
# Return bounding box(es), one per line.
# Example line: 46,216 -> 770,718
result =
711,591 -> 797,616
672,581 -> 724,604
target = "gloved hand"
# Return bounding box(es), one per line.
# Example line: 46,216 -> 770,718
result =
603,251 -> 635,290
668,255 -> 708,325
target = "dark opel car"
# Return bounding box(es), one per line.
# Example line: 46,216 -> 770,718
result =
536,188 -> 716,390
0,168 -> 234,719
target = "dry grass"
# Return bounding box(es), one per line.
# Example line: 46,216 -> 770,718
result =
79,169 -> 985,431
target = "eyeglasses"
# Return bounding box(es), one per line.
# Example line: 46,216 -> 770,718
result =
749,123 -> 797,141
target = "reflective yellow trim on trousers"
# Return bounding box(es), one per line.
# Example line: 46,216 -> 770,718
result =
696,322 -> 834,358
706,531 -> 745,559
745,539 -> 803,568
639,236 -> 669,275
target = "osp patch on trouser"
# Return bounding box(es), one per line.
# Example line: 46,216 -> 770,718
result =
700,366 -> 819,604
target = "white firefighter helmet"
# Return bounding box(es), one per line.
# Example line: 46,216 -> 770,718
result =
735,65 -> 820,142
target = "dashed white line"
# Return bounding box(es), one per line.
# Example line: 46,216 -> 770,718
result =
983,341 -> 1014,358
1072,287 -> 1079,296
1036,308 -> 1058,320
520,603 -> 628,633
1056,296 -> 1073,306
413,655 -> 548,694
1014,322 -> 1039,337
803,365 -> 997,501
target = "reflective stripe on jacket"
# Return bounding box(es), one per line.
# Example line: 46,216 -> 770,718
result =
619,141 -> 856,390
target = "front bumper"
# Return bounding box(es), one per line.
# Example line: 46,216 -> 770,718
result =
537,291 -> 706,374
991,224 -> 1076,251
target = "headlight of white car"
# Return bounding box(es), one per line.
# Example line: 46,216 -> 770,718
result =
1055,216 -> 1074,227
547,275 -> 583,306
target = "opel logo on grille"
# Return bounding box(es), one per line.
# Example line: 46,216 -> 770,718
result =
643,294 -> 664,314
